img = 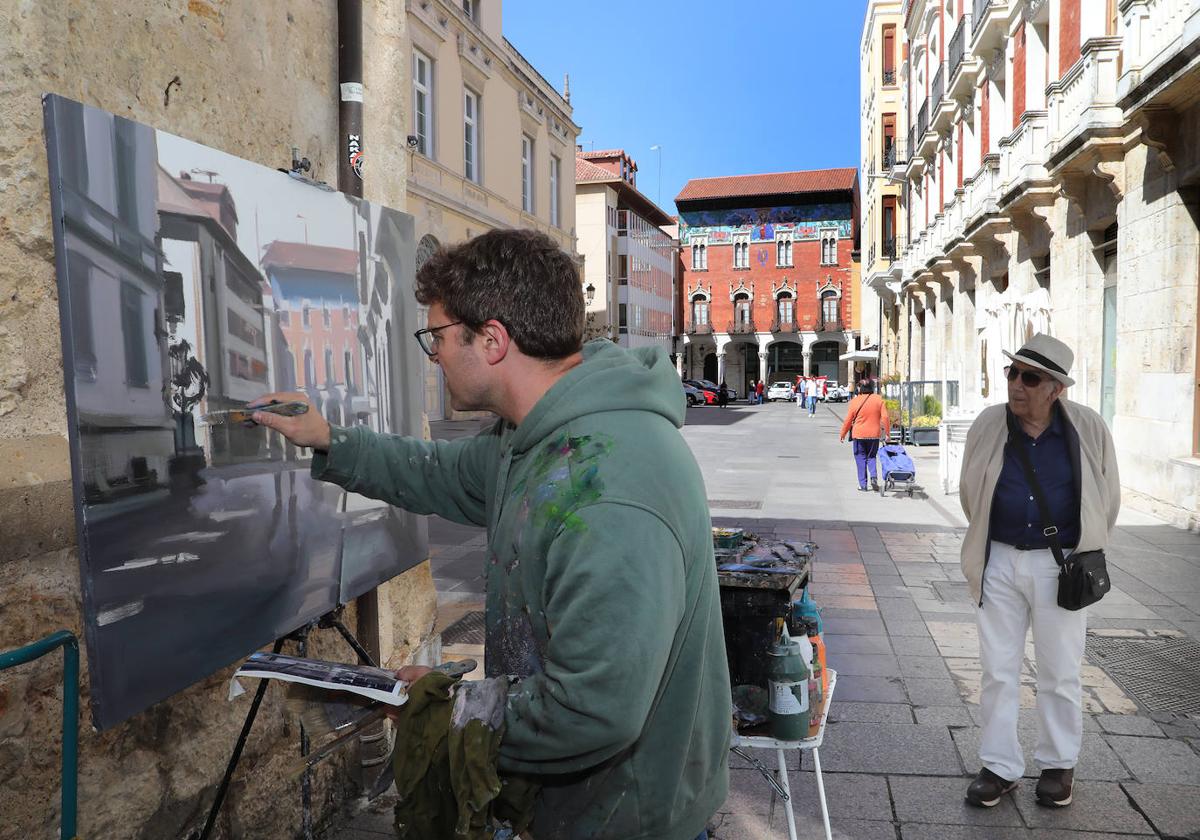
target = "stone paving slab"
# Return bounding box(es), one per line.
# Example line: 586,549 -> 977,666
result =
950,728 -> 1131,780
898,824 -> 1029,840
723,769 -> 894,823
888,774 -> 1024,827
1121,782 -> 1200,838
1105,735 -> 1200,784
817,722 -> 964,775
825,652 -> 902,677
913,706 -> 974,727
1095,714 -> 1166,737
1010,779 -> 1155,834
832,674 -> 910,703
822,634 -> 894,655
903,677 -> 966,706
714,813 -> 898,840
826,701 -> 916,725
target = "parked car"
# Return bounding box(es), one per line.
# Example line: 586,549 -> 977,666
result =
691,378 -> 738,401
822,382 -> 851,402
766,381 -> 795,402
682,380 -> 718,405
682,381 -> 706,406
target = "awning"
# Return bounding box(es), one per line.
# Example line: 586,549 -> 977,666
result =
839,349 -> 879,362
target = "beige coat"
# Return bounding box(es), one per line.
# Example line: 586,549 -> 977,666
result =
958,399 -> 1121,604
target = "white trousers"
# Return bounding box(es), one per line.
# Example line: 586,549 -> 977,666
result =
977,541 -> 1088,781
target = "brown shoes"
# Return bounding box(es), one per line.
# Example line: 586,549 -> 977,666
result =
1036,768 -> 1075,807
965,767 -> 1018,808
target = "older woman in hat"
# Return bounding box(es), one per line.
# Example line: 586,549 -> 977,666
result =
959,334 -> 1120,810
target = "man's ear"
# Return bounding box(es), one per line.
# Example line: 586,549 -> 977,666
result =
478,319 -> 511,366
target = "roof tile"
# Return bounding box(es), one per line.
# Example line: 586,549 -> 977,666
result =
675,167 -> 858,203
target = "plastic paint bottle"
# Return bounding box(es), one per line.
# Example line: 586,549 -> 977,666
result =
804,619 -> 826,738
766,625 -> 810,741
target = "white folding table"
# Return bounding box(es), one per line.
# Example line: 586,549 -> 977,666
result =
730,669 -> 837,840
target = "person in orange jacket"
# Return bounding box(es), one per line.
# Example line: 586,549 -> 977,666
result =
838,381 -> 890,491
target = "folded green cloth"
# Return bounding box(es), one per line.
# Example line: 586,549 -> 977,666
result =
392,672 -> 538,839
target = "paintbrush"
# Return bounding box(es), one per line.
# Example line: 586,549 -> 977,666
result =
199,399 -> 309,426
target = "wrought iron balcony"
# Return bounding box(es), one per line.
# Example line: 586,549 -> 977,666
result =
949,15 -> 968,82
883,141 -> 903,169
687,322 -> 713,336
882,68 -> 896,87
973,0 -> 989,33
917,99 -> 929,139
882,238 -> 897,260
726,319 -> 757,335
818,318 -> 844,333
931,65 -> 945,113
770,317 -> 799,334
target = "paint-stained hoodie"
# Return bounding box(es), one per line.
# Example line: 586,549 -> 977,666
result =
311,339 -> 731,840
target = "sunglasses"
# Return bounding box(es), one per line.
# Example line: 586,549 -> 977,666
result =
1004,365 -> 1050,387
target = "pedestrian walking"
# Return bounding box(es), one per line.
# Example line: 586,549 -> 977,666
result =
838,381 -> 889,491
795,376 -> 805,407
718,380 -> 729,408
959,334 -> 1120,811
755,379 -> 765,405
806,377 -> 819,416
252,228 -> 730,839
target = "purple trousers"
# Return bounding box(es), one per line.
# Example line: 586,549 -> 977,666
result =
853,438 -> 880,488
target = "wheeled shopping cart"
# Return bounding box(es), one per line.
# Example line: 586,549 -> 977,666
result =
878,444 -> 917,497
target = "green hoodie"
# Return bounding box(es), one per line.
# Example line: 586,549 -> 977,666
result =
312,339 -> 730,839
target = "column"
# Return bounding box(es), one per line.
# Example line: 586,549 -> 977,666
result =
717,353 -> 726,384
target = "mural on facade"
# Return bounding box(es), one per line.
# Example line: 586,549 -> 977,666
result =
44,95 -> 425,729
679,203 -> 854,242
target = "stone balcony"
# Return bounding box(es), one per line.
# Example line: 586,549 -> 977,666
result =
1047,37 -> 1124,170
1118,0 -> 1200,106
998,110 -> 1050,201
971,0 -> 1015,54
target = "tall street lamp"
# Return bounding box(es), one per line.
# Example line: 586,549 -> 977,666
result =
650,144 -> 662,206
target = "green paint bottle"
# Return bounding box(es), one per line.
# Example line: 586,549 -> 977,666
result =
767,625 -> 810,741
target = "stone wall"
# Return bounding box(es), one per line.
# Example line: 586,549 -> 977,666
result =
0,2 -> 436,837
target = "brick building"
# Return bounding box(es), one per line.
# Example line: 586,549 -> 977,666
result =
676,168 -> 861,393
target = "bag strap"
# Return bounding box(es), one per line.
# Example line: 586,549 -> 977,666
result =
846,396 -> 868,439
1009,431 -> 1068,568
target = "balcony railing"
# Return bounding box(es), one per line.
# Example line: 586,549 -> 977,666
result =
687,322 -> 713,336
999,111 -> 1049,191
949,15 -> 968,81
726,318 -> 756,335
818,318 -> 844,333
770,317 -> 799,334
883,141 -> 903,169
972,0 -> 989,33
882,68 -> 896,86
931,65 -> 945,113
882,237 -> 897,260
917,99 -> 929,139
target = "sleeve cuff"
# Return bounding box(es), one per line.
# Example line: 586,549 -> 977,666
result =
310,424 -> 363,485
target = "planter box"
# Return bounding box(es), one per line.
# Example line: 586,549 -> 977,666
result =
911,427 -> 941,446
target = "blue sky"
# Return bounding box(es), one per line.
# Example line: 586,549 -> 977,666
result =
504,1 -> 870,213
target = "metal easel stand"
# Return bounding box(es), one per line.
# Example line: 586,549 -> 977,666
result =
194,607 -> 379,840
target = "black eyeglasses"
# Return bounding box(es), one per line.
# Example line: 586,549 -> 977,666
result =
413,321 -> 463,357
1004,365 -> 1049,387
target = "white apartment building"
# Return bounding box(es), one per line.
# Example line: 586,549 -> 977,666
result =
575,149 -> 678,355
873,0 -> 1200,526
405,0 -> 580,418
861,0 -> 908,379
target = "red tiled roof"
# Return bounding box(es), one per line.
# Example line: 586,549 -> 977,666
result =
675,167 -> 858,203
579,149 -> 624,160
260,241 -> 358,275
575,157 -> 617,183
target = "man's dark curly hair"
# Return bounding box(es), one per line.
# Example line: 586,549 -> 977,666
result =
415,229 -> 584,360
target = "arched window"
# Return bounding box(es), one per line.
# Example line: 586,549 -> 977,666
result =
821,290 -> 839,329
691,241 -> 707,270
690,294 -> 709,328
777,292 -> 794,327
776,235 -> 793,267
734,292 -> 752,326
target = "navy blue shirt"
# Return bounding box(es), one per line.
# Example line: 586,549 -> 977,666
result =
990,405 -> 1080,549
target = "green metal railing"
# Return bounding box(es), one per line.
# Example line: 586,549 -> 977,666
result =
0,630 -> 79,839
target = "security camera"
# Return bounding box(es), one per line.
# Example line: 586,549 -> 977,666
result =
406,135 -> 419,149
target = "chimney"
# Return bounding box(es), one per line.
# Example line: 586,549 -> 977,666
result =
563,73 -> 571,104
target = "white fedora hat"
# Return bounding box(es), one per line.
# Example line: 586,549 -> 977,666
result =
1003,333 -> 1075,387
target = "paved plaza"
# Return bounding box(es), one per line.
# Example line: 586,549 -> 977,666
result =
329,400 -> 1200,840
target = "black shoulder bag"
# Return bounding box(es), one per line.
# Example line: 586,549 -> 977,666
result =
1010,434 -> 1110,610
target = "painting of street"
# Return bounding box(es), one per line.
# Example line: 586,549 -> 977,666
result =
43,95 -> 426,729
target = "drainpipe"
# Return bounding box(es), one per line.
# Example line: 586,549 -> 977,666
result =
338,0 -> 364,197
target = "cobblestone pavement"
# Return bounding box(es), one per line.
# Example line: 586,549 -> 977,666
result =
328,401 -> 1200,840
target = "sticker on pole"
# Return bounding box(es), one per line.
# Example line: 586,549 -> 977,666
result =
340,82 -> 364,103
347,134 -> 364,179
